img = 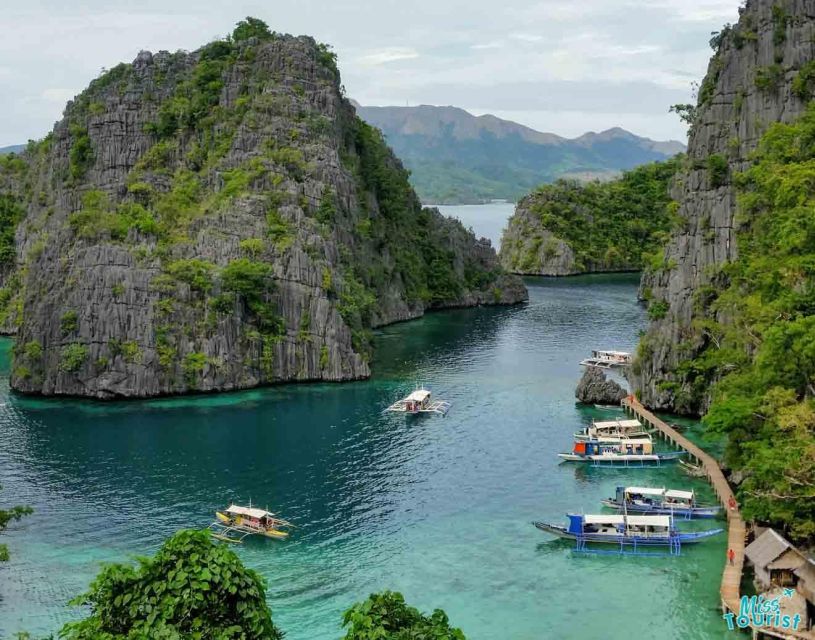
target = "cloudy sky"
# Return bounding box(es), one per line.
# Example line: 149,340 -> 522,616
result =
0,0 -> 741,146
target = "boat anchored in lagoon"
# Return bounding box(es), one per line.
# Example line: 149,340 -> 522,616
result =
209,504 -> 292,543
533,513 -> 723,556
558,437 -> 684,466
579,350 -> 632,369
602,486 -> 722,519
573,418 -> 650,442
384,386 -> 451,416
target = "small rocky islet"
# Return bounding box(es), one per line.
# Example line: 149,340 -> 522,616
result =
0,23 -> 526,399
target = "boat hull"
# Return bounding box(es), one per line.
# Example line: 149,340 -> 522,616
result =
214,512 -> 289,540
600,499 -> 721,518
557,451 -> 683,465
533,521 -> 723,546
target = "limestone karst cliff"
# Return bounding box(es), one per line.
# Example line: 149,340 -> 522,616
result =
0,21 -> 526,398
499,158 -> 680,276
633,0 -> 815,412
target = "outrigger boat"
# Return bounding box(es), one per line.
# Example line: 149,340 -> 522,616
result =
208,504 -> 292,543
558,437 -> 683,466
579,350 -> 632,369
679,459 -> 706,477
602,486 -> 722,518
384,387 -> 451,416
574,418 -> 651,442
533,513 -> 723,555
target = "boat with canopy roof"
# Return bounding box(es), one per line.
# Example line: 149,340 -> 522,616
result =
558,437 -> 683,465
579,350 -> 632,369
533,513 -> 723,555
208,504 -> 292,543
573,418 -> 650,442
601,486 -> 722,518
384,386 -> 451,416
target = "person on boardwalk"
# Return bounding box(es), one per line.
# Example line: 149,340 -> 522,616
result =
728,496 -> 737,511
728,548 -> 735,565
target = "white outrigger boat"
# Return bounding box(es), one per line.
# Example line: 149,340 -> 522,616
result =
533,513 -> 723,555
558,438 -> 684,466
208,504 -> 292,543
579,350 -> 632,369
384,387 -> 451,416
602,486 -> 722,519
574,418 -> 650,442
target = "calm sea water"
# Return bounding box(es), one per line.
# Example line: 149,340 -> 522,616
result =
436,203 -> 515,250
0,274 -> 730,639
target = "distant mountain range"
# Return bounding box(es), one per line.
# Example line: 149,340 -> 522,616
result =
0,144 -> 25,155
355,104 -> 685,204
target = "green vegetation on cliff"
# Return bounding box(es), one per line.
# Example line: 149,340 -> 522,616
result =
663,106 -> 815,541
501,156 -> 681,274
0,17 -> 523,399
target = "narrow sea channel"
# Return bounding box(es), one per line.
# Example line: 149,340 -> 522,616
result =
0,273 -> 729,639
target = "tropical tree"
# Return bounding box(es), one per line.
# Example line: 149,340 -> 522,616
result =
342,590 -> 465,639
60,529 -> 283,639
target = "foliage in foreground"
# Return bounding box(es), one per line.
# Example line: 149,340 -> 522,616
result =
59,528 -> 466,639
342,591 -> 465,640
0,483 -> 32,561
60,529 -> 283,639
671,104 -> 815,542
503,156 -> 682,273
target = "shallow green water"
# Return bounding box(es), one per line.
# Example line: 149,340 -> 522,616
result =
0,274 -> 730,639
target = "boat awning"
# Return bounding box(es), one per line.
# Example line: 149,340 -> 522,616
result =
626,515 -> 671,527
664,489 -> 694,500
226,505 -> 273,519
406,390 -> 430,402
584,514 -> 625,525
625,487 -> 665,496
593,420 -> 622,429
618,419 -> 643,428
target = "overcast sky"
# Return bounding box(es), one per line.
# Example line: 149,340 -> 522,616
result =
0,0 -> 741,146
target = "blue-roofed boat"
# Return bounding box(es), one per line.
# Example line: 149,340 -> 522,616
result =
533,514 -> 723,555
601,486 -> 722,518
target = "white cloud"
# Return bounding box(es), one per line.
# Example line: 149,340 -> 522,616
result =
41,88 -> 76,104
0,0 -> 734,144
471,41 -> 503,50
509,33 -> 544,43
357,47 -> 420,66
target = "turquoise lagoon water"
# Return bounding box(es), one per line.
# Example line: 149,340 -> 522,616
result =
0,275 -> 731,639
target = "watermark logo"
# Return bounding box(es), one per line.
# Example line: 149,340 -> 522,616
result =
723,594 -> 801,631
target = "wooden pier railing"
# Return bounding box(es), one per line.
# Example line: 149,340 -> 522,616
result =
622,397 -> 815,640
620,398 -> 746,618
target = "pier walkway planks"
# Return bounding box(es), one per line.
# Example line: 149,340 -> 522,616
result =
622,397 -> 814,640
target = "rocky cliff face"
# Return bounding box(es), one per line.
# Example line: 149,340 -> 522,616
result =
0,25 -> 526,398
633,0 -> 815,412
499,195 -> 582,275
500,158 -> 680,276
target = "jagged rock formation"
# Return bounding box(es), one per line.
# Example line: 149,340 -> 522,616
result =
499,158 -> 680,275
633,0 -> 815,412
574,367 -> 627,405
0,23 -> 526,398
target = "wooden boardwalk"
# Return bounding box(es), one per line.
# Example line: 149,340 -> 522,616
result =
620,399 -> 746,616
622,397 -> 815,640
